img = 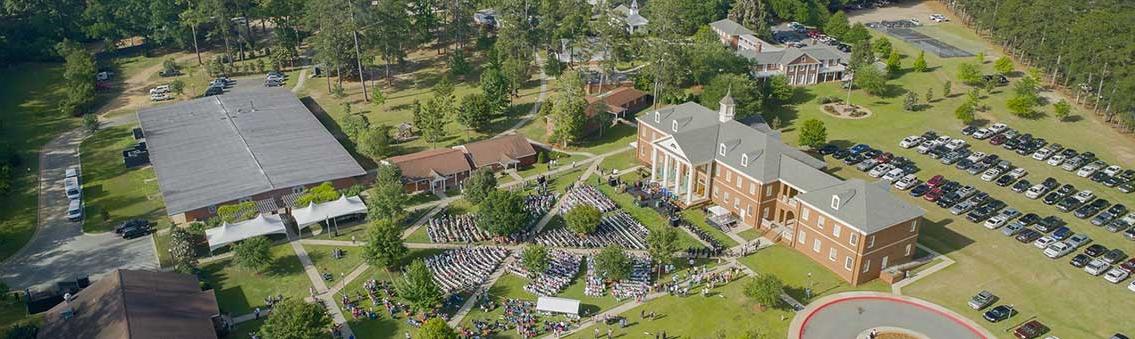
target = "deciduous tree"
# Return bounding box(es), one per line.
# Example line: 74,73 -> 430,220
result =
1053,99 -> 1072,121
744,274 -> 784,308
258,299 -> 331,339
362,218 -> 407,271
853,65 -> 887,96
994,56 -> 1014,75
646,227 -> 679,271
957,63 -> 982,86
417,317 -> 458,339
520,244 -> 550,276
797,119 -> 827,149
369,164 -> 408,222
359,125 -> 393,159
396,259 -> 443,312
463,168 -> 497,204
912,51 -> 928,72
457,92 -> 493,133
565,205 -> 601,236
594,245 -> 631,281
233,236 -> 272,273
476,190 -> 529,236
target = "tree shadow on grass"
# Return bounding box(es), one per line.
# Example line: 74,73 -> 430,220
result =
917,216 -> 975,257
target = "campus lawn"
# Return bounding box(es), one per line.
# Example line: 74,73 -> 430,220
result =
0,63 -> 79,261
79,124 -> 166,232
201,244 -> 313,315
305,244 -> 366,281
593,181 -> 704,250
738,245 -> 889,304
598,148 -> 639,173
760,21 -> 1135,337
333,249 -> 446,339
737,229 -> 761,241
460,268 -> 629,338
564,275 -> 794,339
0,297 -> 28,329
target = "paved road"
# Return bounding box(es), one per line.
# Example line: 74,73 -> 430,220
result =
789,292 -> 992,339
0,126 -> 158,290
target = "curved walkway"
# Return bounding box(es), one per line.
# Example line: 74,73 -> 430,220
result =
788,292 -> 994,339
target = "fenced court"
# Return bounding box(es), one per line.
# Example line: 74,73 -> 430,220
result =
870,21 -> 975,58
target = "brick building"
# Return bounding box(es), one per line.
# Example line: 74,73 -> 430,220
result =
635,93 -> 923,285
710,18 -> 848,86
138,89 -> 367,224
386,134 -> 538,193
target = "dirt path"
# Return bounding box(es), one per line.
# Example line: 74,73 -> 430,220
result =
95,53 -> 201,118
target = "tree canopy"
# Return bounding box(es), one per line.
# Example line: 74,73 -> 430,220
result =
743,274 -> 785,308
233,236 -> 272,273
594,245 -> 631,282
258,299 -> 332,339
369,164 -> 407,222
520,244 -> 550,276
362,218 -> 407,271
700,74 -> 761,119
564,205 -> 602,236
396,259 -> 443,312
797,119 -> 827,149
476,190 -> 529,236
463,168 -> 498,204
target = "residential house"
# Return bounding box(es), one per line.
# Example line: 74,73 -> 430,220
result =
385,148 -> 473,193
709,19 -> 777,53
739,45 -> 849,86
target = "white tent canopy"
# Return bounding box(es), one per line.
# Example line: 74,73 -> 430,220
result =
707,205 -> 730,217
205,213 -> 288,251
536,297 -> 580,315
291,194 -> 368,229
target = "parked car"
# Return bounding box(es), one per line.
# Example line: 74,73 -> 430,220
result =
819,144 -> 840,155
972,128 -> 993,139
1002,222 -> 1027,236
1074,198 -> 1110,219
1106,214 -> 1135,232
1105,268 -> 1131,283
1070,253 -> 1092,267
1057,190 -> 1095,212
1046,234 -> 1090,258
983,305 -> 1015,322
1051,226 -> 1074,240
856,159 -> 880,172
66,199 -> 83,222
1103,249 -> 1128,265
968,290 -> 997,310
1016,229 -> 1043,243
120,223 -> 152,239
1086,244 -> 1109,257
1085,259 -> 1111,275
1011,179 -> 1032,193
1033,235 -> 1056,249
988,123 -> 1009,134
893,175 -> 919,190
1035,216 -> 1065,233
114,219 -> 149,234
1077,160 -> 1107,177
1092,205 -> 1128,226
1013,320 -> 1049,339
868,164 -> 895,178
899,136 -> 924,148
909,183 -> 931,197
849,144 -> 872,155
1025,183 -> 1051,199
985,208 -> 1021,230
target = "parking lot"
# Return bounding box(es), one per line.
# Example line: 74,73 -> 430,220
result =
0,127 -> 158,290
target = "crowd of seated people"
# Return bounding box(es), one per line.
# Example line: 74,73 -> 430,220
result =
427,191 -> 558,244
461,298 -> 577,338
533,211 -> 649,249
559,185 -> 616,213
425,247 -> 511,295
583,255 -> 653,302
508,250 -> 582,296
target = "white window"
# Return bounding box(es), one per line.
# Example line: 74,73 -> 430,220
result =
832,224 -> 841,238
733,198 -> 740,209
818,215 -> 827,228
723,191 -> 730,201
905,244 -> 913,256
829,248 -> 837,261
672,120 -> 679,132
910,219 -> 919,232
749,183 -> 756,195
801,209 -> 810,222
726,171 -> 732,182
719,143 -> 726,155
849,233 -> 859,246
831,195 -> 841,210
741,154 -> 749,166
735,176 -> 742,189
765,185 -> 774,197
844,256 -> 853,271
813,239 -> 821,252
762,207 -> 771,219
798,230 -> 806,244
862,259 -> 871,273
881,256 -> 889,270
654,112 -> 660,123
868,235 -> 876,248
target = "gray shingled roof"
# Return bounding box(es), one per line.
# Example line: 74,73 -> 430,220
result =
796,179 -> 926,234
138,88 -> 366,215
710,19 -> 755,37
713,121 -> 827,183
738,45 -> 847,65
637,101 -> 721,134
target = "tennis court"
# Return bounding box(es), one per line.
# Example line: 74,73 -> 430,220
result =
870,21 -> 975,58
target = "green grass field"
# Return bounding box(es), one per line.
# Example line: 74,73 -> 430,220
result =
305,244 -> 366,282
201,243 -> 313,315
0,64 -> 79,261
739,245 -> 889,304
758,22 -> 1135,338
79,124 -> 165,232
333,249 -> 447,339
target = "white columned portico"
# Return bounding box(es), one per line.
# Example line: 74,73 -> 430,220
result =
673,161 -> 682,193
662,153 -> 671,185
684,164 -> 694,204
650,147 -> 658,182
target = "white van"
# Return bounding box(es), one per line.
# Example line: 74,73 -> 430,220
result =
65,167 -> 79,179
64,177 -> 81,200
67,199 -> 83,222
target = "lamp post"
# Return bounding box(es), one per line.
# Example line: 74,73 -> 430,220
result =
805,272 -> 813,300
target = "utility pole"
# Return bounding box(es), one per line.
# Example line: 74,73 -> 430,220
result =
186,0 -> 203,65
347,0 -> 369,102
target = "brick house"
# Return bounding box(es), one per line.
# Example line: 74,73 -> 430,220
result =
739,46 -> 849,86
709,19 -> 776,52
635,93 -> 924,285
384,148 -> 473,193
546,86 -> 648,138
458,134 -> 538,171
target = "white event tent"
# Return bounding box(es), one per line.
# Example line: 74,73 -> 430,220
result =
536,296 -> 580,316
205,213 -> 288,251
291,195 -> 368,230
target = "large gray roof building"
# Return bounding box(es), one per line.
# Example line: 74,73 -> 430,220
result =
138,88 -> 366,220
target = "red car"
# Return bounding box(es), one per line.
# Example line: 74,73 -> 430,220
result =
990,134 -> 1009,145
1120,258 -> 1135,273
927,175 -> 945,188
1013,320 -> 1049,339
924,187 -> 945,201
874,152 -> 894,164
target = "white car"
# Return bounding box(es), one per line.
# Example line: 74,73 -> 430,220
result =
988,123 -> 1008,134
1085,259 -> 1110,276
1103,165 -> 1123,176
980,168 -> 1003,181
150,92 -> 172,101
1032,235 -> 1056,249
1043,242 -> 1074,259
1006,168 -> 1028,179
65,167 -> 79,179
1077,161 -> 1106,177
907,18 -> 921,26
149,85 -> 170,95
1031,148 -> 1055,161
984,208 -> 1020,230
945,139 -> 967,151
1072,190 -> 1096,203
1025,184 -> 1049,199
929,14 -> 948,22
1128,280 -> 1135,293
882,168 -> 905,182
869,164 -> 895,178
1105,268 -> 1130,283
893,174 -> 919,190
971,128 -> 992,139
64,177 -> 81,200
1047,154 -> 1067,166
899,136 -> 924,148
966,152 -> 987,163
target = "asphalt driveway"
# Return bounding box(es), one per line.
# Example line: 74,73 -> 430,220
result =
0,125 -> 158,290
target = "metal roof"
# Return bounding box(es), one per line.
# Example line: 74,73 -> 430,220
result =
137,88 -> 366,215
